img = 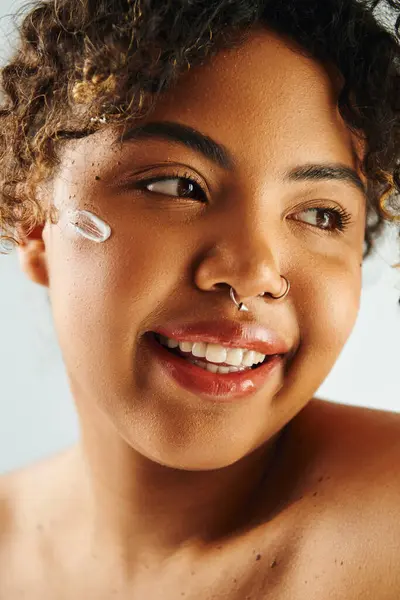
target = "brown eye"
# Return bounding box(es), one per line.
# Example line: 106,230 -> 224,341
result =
293,207 -> 352,233
139,175 -> 207,202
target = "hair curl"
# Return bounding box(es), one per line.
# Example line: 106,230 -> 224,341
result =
0,0 -> 399,262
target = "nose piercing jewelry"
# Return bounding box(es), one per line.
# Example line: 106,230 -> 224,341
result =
230,276 -> 290,312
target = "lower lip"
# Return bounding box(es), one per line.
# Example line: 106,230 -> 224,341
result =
146,333 -> 285,401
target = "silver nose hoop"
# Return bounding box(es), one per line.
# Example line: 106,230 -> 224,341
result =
230,276 -> 290,312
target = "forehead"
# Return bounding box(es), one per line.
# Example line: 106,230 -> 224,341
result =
140,27 -> 358,173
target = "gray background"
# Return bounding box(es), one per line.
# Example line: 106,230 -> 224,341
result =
0,1 -> 399,475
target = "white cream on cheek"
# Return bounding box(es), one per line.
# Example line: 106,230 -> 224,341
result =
57,208 -> 112,243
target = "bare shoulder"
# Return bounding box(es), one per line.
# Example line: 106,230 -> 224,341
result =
284,398 -> 400,596
0,448 -> 81,597
0,465 -> 27,537
0,447 -> 80,552
302,397 -> 400,468
0,462 -> 40,595
0,446 -> 79,527
294,397 -> 400,498
0,453 -> 58,542
0,469 -> 15,542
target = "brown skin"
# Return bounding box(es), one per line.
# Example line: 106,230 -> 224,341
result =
1,27 -> 400,598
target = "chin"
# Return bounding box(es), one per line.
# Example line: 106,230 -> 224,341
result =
126,434 -> 256,471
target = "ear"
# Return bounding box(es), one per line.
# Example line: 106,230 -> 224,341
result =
16,223 -> 49,288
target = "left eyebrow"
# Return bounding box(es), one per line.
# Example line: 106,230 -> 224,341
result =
285,164 -> 367,198
114,120 -> 366,197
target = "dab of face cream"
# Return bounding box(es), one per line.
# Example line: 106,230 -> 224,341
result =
69,209 -> 111,243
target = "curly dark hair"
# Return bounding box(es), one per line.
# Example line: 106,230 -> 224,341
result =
0,0 -> 399,261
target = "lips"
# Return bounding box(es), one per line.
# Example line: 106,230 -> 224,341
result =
151,320 -> 291,356
146,331 -> 286,400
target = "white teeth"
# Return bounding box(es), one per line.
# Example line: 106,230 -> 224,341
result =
242,350 -> 257,366
156,334 -> 267,368
192,342 -> 207,358
205,343 -> 227,364
191,359 -> 248,374
167,338 -> 179,349
160,335 -> 179,349
204,362 -> 218,373
179,340 -> 193,352
225,348 -> 244,366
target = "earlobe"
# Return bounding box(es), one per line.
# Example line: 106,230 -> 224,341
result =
16,224 -> 49,288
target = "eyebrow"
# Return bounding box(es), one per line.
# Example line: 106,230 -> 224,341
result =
116,120 -> 366,197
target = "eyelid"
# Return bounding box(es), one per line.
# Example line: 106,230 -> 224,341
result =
289,196 -> 354,216
287,196 -> 349,211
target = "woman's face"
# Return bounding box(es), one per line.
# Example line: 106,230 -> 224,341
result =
37,28 -> 366,469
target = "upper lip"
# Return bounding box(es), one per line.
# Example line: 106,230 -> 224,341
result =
152,320 -> 292,355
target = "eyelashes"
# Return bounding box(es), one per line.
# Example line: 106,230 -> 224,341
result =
133,171 -> 355,234
291,205 -> 353,233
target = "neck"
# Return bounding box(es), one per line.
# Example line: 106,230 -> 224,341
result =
67,405 -> 287,567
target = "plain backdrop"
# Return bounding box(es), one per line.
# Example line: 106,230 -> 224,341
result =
0,1 -> 399,475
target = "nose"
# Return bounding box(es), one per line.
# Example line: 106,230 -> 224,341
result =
194,212 -> 288,304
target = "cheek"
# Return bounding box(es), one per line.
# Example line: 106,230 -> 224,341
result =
281,259 -> 362,404
44,220 -> 186,383
303,263 -> 362,345
266,257 -> 362,440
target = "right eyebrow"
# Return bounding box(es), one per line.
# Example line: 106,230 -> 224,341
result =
113,120 -> 236,171
114,120 -> 366,198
